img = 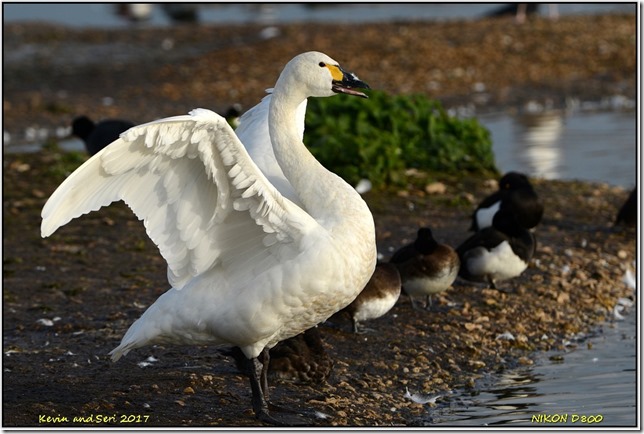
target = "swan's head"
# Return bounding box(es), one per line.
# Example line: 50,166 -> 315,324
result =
277,51 -> 370,100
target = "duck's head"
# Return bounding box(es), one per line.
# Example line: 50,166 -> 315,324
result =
277,51 -> 370,100
499,171 -> 530,190
415,227 -> 438,253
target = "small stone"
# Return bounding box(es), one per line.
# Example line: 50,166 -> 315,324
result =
10,161 -> 30,172
36,318 -> 54,327
397,190 -> 410,198
557,292 -> 570,304
469,360 -> 485,369
464,322 -> 479,331
483,179 -> 498,189
425,182 -> 447,195
183,386 -> 195,394
461,192 -> 476,204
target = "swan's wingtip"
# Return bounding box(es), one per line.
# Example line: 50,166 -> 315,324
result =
40,220 -> 55,238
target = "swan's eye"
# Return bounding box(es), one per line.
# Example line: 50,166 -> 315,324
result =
319,62 -> 326,67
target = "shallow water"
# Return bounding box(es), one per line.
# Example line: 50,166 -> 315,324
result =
3,3 -> 637,28
5,105 -> 636,189
425,299 -> 638,427
479,106 -> 637,188
4,3 -> 637,189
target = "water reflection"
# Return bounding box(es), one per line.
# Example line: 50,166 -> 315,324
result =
429,309 -> 637,427
515,111 -> 564,180
479,108 -> 635,188
426,370 -> 544,425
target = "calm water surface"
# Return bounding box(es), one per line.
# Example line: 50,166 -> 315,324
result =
3,3 -> 637,27
479,108 -> 637,188
428,304 -> 638,427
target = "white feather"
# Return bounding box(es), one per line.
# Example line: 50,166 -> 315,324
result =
475,200 -> 500,230
41,51 -> 377,363
465,241 -> 528,282
352,290 -> 400,324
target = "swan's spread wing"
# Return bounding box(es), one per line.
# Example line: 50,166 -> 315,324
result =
236,91 -> 307,205
41,108 -> 319,289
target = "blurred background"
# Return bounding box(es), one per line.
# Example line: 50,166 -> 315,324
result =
3,3 -> 637,188
3,3 -> 637,27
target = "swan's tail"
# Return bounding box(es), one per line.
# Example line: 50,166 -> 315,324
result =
109,342 -> 136,362
108,317 -> 150,362
107,296 -> 167,362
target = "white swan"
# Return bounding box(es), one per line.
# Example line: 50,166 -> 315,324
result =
40,51 -> 376,424
236,91 -> 373,197
234,89 -> 307,206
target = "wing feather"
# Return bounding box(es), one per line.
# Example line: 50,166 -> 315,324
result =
41,108 -> 319,289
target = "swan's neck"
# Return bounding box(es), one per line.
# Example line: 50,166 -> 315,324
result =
268,92 -> 345,219
267,83 -> 377,285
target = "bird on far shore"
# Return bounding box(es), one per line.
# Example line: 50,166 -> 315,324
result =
457,208 -> 536,290
71,116 -> 135,155
342,262 -> 401,333
484,3 -> 558,24
470,171 -> 543,232
73,106 -> 243,156
224,103 -> 243,128
389,227 -> 460,311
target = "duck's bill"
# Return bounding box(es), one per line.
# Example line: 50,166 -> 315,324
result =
332,69 -> 370,98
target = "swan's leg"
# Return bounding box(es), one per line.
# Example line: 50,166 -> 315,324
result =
248,349 -> 329,426
250,350 -> 300,424
249,356 -> 270,419
259,349 -> 308,414
259,349 -> 271,401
